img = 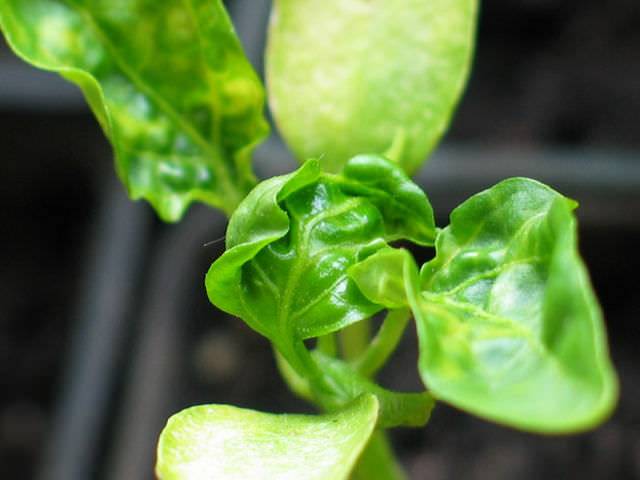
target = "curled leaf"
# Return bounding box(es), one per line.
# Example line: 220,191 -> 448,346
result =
350,180 -> 618,432
415,178 -> 618,432
207,155 -> 435,372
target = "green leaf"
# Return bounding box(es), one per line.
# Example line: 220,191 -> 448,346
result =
266,0 -> 477,173
349,247 -> 411,309
156,394 -> 379,480
413,178 -> 618,432
207,155 -> 435,373
0,0 -> 268,220
340,154 -> 437,245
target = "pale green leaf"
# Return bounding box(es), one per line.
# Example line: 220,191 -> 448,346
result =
267,0 -> 477,173
156,395 -> 379,480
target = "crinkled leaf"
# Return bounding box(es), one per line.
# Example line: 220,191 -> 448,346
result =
340,155 -> 436,245
207,156 -> 435,371
156,394 -> 379,480
267,0 -> 477,173
413,178 -> 618,433
0,0 -> 268,220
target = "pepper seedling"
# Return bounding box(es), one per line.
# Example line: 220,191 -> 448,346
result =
0,1 -> 618,479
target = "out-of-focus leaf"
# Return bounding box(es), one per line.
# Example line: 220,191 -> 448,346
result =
0,0 -> 268,220
267,0 -> 477,173
156,395 -> 379,480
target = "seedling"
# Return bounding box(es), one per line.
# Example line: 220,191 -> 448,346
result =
0,1 -> 617,479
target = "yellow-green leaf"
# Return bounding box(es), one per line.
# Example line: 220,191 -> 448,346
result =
267,0 -> 477,173
0,0 -> 268,220
156,395 -> 379,480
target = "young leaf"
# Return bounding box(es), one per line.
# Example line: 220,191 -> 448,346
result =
340,155 -> 437,245
156,394 -> 379,480
207,155 -> 435,372
0,0 -> 268,220
415,178 -> 618,433
349,247 -> 411,309
267,0 -> 478,173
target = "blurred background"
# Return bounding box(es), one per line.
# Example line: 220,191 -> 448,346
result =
1,0 -> 639,479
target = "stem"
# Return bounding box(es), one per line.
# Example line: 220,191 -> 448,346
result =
383,128 -> 407,164
317,333 -> 338,357
351,431 -> 406,480
340,319 -> 371,360
273,349 -> 313,402
277,339 -> 337,401
352,309 -> 410,378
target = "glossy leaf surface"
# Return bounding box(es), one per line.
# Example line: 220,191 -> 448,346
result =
156,395 -> 379,480
267,0 -> 477,173
349,247 -> 410,309
417,178 -> 617,432
207,155 -> 435,371
351,179 -> 618,432
0,0 -> 268,220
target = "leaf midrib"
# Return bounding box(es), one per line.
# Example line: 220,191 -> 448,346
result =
278,197 -> 366,338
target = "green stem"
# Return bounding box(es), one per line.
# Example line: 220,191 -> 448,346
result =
317,333 -> 338,356
351,431 -> 406,480
340,319 -> 371,360
273,349 -> 313,402
383,128 -> 407,164
352,309 -> 410,378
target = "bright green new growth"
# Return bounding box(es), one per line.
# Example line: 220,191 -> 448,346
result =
267,0 -> 477,173
206,155 -> 435,350
1,1 -> 619,479
0,0 -> 268,220
156,394 -> 379,480
206,155 -> 436,429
